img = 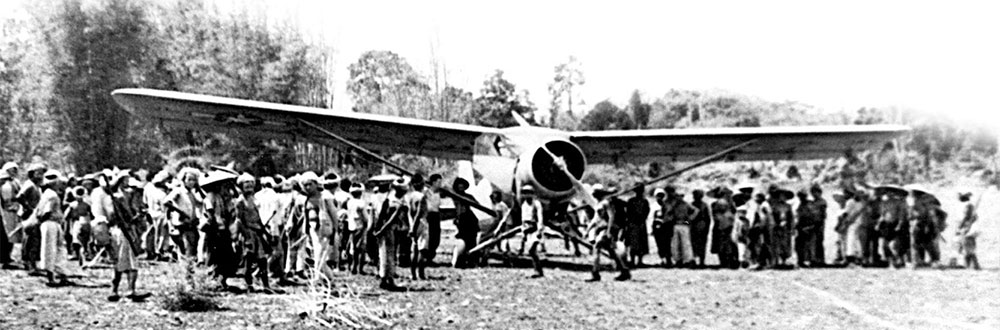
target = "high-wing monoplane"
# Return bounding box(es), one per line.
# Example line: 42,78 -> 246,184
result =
111,88 -> 909,251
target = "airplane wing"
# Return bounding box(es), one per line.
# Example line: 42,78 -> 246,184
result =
111,88 -> 501,160
570,125 -> 910,164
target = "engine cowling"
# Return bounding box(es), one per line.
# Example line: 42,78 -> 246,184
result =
515,139 -> 587,200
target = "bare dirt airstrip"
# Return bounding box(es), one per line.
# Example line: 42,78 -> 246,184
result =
2,184 -> 998,330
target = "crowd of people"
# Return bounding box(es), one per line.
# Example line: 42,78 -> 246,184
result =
0,160 -> 986,301
590,182 -> 984,272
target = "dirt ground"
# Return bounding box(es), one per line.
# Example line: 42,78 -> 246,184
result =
2,183 -> 998,330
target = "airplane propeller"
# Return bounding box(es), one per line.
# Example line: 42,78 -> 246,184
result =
539,143 -> 599,210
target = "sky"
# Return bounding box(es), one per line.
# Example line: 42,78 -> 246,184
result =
5,0 -> 1000,126
263,0 -> 1000,126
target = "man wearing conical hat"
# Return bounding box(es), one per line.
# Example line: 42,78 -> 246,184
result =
200,168 -> 240,289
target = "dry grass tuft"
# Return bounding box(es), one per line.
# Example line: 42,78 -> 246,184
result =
291,273 -> 399,329
159,260 -> 224,312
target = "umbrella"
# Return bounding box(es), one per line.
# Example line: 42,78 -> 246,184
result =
874,184 -> 908,197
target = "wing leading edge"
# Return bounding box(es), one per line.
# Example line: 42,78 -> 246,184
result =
111,88 -> 501,160
571,125 -> 910,164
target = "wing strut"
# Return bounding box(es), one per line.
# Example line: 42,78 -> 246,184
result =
570,138 -> 759,212
296,118 -> 497,217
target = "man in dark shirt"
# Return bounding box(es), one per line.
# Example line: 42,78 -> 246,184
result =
690,189 -> 711,267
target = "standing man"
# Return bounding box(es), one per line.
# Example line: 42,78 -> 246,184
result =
519,185 -> 545,278
956,192 -> 980,270
18,163 -> 46,275
200,170 -> 240,289
344,182 -> 369,275
710,187 -> 738,268
108,171 -> 151,302
406,175 -> 429,280
424,174 -> 443,262
585,185 -> 630,282
624,185 -> 650,267
651,188 -> 672,267
37,170 -> 74,286
795,190 -> 819,267
141,171 -> 170,260
163,168 -> 202,260
878,188 -> 909,268
450,178 -> 479,268
769,188 -> 795,267
668,189 -> 696,268
749,193 -> 772,269
0,162 -> 20,268
910,193 -> 941,267
235,173 -> 275,293
809,185 -> 828,265
373,177 -> 409,291
689,189 -> 711,267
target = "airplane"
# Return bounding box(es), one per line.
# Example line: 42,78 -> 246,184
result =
111,88 -> 909,251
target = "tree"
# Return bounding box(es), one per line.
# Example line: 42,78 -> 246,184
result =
41,0 -> 161,172
547,56 -> 584,128
580,100 -> 633,131
626,90 -> 651,129
346,50 -> 431,119
473,70 -> 536,128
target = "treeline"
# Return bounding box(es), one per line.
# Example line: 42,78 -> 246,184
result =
0,0 -> 995,184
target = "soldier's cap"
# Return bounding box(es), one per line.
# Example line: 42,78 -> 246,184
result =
272,174 -> 286,185
653,188 -> 667,196
42,169 -> 67,185
349,182 -> 365,193
237,172 -> 255,184
0,171 -> 8,180
27,163 -> 47,173
1,161 -> 18,172
259,177 -> 276,188
521,184 -> 535,193
958,191 -> 972,198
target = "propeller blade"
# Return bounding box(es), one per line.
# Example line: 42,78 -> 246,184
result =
540,144 -> 598,209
